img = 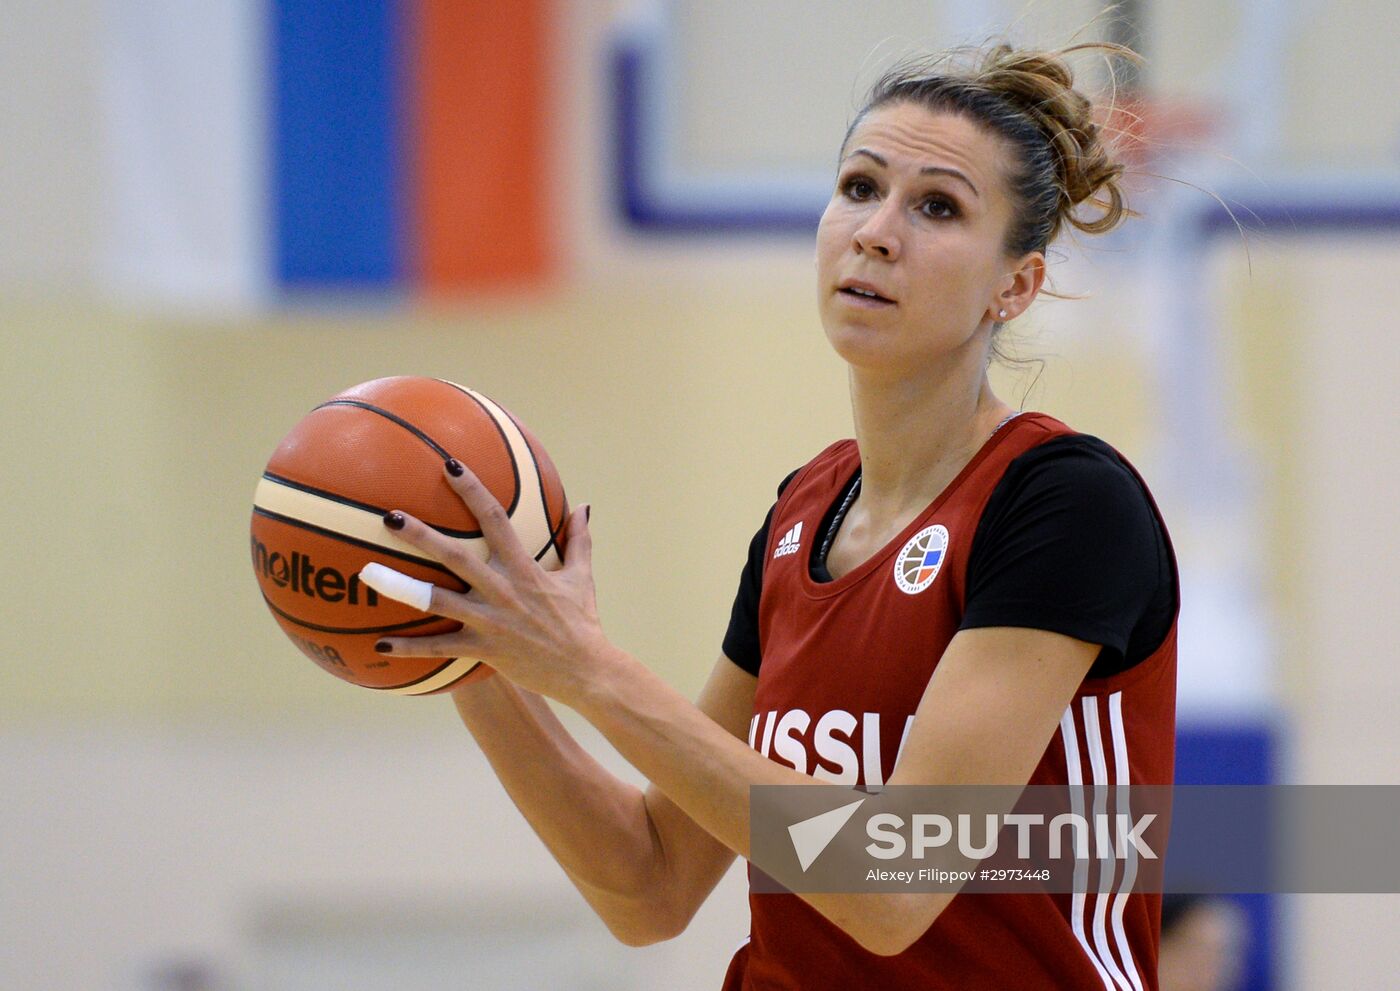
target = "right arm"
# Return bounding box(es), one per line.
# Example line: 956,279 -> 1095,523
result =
449,654 -> 755,946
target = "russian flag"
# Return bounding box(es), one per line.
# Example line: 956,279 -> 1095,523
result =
914,547 -> 943,585
102,0 -> 555,308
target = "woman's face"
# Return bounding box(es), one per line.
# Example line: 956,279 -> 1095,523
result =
816,102 -> 1034,373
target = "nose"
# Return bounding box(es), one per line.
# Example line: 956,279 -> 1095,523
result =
852,200 -> 901,260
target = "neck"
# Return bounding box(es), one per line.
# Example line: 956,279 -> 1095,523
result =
847,345 -> 1015,523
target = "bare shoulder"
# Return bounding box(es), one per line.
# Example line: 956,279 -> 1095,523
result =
890,627 -> 1099,787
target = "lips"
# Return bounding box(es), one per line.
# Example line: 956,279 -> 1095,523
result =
838,281 -> 896,304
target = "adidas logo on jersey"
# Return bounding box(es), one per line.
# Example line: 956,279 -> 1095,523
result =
773,521 -> 803,559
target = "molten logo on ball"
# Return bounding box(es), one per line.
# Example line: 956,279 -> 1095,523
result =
250,536 -> 381,606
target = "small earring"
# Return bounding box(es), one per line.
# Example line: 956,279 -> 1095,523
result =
998,309 -> 1008,319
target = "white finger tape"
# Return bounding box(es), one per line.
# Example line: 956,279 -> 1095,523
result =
359,562 -> 435,612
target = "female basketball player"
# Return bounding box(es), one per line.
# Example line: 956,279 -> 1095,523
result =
369,41 -> 1178,990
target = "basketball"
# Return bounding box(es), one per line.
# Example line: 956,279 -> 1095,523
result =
250,377 -> 569,694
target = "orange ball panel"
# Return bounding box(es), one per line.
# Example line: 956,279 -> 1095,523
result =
265,608 -> 485,692
252,513 -> 479,691
331,377 -> 520,516
267,382 -> 518,534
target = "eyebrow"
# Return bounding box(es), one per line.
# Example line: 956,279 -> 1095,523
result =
845,148 -> 980,198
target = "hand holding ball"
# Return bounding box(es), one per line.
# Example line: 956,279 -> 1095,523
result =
250,377 -> 569,695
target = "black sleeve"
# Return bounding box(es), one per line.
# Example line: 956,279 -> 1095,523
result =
959,435 -> 1176,679
722,470 -> 800,676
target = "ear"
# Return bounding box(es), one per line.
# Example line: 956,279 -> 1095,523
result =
988,251 -> 1045,322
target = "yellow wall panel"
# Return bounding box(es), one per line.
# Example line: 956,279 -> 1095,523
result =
1,283 -> 1155,725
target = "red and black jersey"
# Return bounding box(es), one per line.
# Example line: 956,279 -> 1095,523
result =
721,412 -> 1179,991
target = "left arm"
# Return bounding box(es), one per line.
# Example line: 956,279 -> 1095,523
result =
372,465 -> 1097,956
568,625 -> 1096,955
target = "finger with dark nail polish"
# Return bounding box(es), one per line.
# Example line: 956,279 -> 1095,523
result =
445,459 -> 464,477
585,504 -> 591,524
383,511 -> 406,530
374,641 -> 392,653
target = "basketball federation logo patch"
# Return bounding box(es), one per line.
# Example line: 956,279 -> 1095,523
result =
894,525 -> 949,595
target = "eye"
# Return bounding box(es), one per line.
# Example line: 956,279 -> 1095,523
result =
921,195 -> 959,219
840,175 -> 877,200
